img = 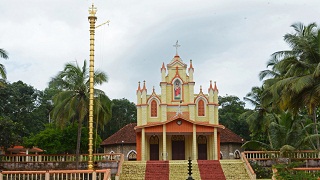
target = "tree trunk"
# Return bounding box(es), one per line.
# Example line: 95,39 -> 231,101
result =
75,122 -> 82,169
312,106 -> 319,149
301,122 -> 317,150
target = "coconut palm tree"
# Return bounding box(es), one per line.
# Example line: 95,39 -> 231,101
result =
49,60 -> 112,169
259,22 -> 320,148
241,86 -> 278,142
242,112 -> 316,152
0,49 -> 9,86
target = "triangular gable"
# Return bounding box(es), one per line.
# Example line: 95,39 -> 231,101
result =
135,114 -> 224,132
167,56 -> 187,68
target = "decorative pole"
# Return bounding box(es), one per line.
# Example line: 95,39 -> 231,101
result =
88,3 -> 97,170
186,157 -> 194,180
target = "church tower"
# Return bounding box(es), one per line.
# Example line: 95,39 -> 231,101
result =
135,42 -> 224,161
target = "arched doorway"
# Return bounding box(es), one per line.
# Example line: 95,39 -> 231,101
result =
172,135 -> 185,160
150,135 -> 159,160
198,135 -> 207,160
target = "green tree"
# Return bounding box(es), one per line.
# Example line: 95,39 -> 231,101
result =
0,81 -> 47,137
218,95 -> 250,140
24,124 -> 102,154
102,98 -> 137,139
0,116 -> 24,149
241,86 -> 277,143
49,60 -> 111,168
242,112 -> 315,151
260,22 -> 320,148
0,49 -> 8,80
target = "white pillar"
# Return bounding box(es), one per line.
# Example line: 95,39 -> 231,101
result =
142,128 -> 146,161
26,149 -> 29,162
213,128 -> 218,160
163,125 -> 167,160
192,124 -> 197,160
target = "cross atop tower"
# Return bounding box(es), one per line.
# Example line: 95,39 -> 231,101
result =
173,40 -> 181,56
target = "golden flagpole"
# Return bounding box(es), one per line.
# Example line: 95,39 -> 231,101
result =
88,3 -> 97,170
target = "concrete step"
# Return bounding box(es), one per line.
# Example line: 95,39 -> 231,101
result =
220,160 -> 251,180
119,161 -> 146,180
145,161 -> 169,180
198,160 -> 226,180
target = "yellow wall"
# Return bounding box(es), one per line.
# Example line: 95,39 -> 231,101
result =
136,55 -> 220,161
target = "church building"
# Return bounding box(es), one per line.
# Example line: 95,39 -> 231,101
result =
135,46 -> 225,161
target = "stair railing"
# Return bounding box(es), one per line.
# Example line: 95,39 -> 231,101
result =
241,152 -> 256,180
115,154 -> 124,180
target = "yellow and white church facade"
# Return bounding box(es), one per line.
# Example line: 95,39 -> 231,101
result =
135,52 -> 224,161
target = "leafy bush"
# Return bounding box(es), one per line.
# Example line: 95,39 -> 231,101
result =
250,160 -> 272,179
273,162 -> 320,180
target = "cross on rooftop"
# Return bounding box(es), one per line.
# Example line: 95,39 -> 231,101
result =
173,40 -> 181,56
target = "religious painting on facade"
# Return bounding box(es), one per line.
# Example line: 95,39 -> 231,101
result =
174,80 -> 181,100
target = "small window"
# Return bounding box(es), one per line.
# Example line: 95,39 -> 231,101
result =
151,100 -> 157,117
128,150 -> 137,161
198,99 -> 205,116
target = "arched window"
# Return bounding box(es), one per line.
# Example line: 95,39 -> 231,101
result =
198,99 -> 205,116
173,79 -> 182,100
234,150 -> 241,159
127,150 -> 137,161
151,100 -> 157,117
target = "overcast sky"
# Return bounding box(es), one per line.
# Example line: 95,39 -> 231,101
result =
1,0 -> 319,107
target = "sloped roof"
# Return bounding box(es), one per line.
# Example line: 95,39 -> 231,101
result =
101,123 -> 244,146
135,113 -> 225,131
101,123 -> 137,146
219,128 -> 244,143
7,146 -> 43,154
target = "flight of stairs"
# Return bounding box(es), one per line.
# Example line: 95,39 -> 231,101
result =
119,160 -> 201,180
120,160 -> 251,180
197,160 -> 226,180
119,161 -> 146,180
220,159 -> 251,180
145,161 -> 169,180
169,160 -> 201,180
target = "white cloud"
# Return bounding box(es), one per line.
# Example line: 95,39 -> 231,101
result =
1,0 -> 319,108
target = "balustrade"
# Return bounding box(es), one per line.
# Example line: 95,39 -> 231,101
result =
0,153 -> 122,163
0,169 -> 111,180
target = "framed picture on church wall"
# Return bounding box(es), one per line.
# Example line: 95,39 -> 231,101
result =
174,79 -> 181,100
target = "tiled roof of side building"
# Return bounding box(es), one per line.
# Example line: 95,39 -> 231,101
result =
101,123 -> 244,146
101,123 -> 137,146
219,127 -> 245,144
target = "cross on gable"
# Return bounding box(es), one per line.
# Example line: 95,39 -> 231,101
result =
173,40 -> 181,56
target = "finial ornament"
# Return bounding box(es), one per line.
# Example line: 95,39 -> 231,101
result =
137,81 -> 141,91
89,4 -> 97,16
213,81 -> 218,91
173,40 -> 181,56
142,80 -> 146,90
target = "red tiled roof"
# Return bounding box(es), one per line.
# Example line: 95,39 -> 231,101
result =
135,113 -> 225,130
101,123 -> 137,146
219,128 -> 245,143
101,123 -> 244,146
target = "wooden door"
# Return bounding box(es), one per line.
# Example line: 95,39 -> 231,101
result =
150,144 -> 159,160
150,135 -> 159,160
198,135 -> 207,160
172,135 -> 185,160
198,144 -> 207,160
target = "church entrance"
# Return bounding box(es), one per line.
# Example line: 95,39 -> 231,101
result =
171,135 -> 185,160
198,135 -> 207,160
150,135 -> 159,160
